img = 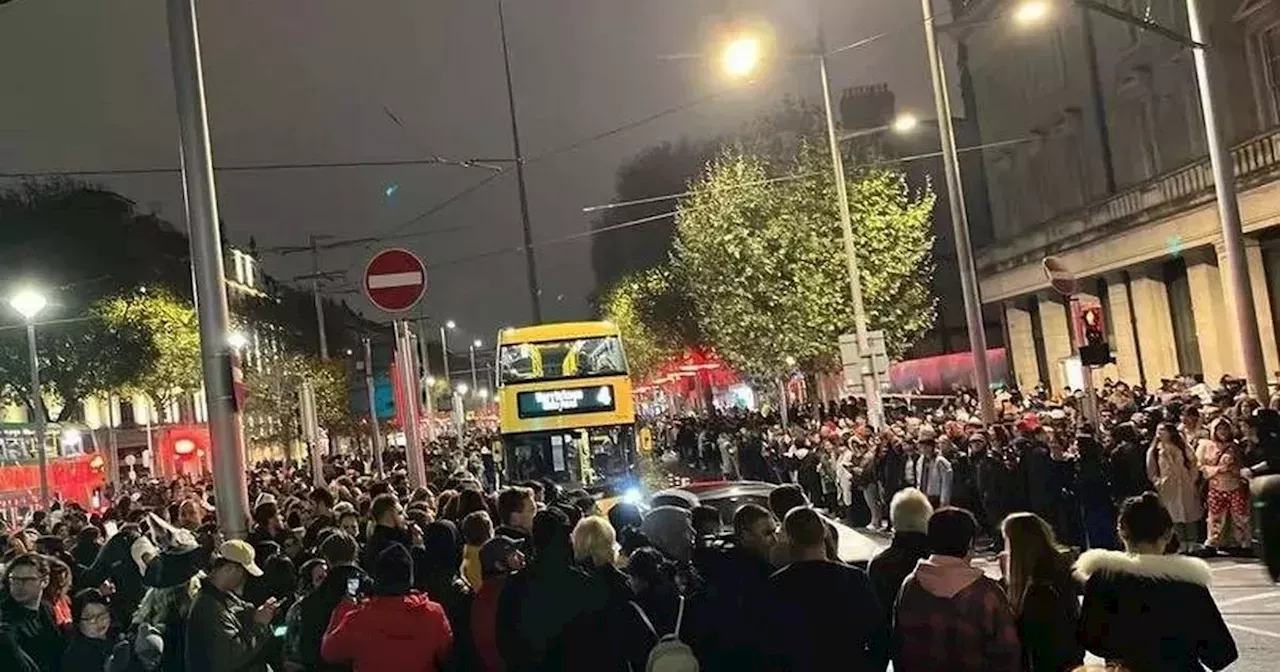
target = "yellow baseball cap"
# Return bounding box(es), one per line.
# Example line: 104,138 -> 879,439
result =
216,539 -> 263,577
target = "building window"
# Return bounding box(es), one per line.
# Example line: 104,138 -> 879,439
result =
1163,259 -> 1203,379
1258,26 -> 1280,125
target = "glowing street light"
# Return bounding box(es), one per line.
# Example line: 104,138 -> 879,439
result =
445,320 -> 456,330
1013,0 -> 1051,26
891,112 -> 920,134
721,33 -> 762,78
9,288 -> 47,321
8,287 -> 50,505
478,388 -> 490,400
227,331 -> 248,351
456,383 -> 469,396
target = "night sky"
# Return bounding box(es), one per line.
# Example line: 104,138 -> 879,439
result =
0,0 -> 942,344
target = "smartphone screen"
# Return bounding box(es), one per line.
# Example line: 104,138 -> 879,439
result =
273,625 -> 287,638
346,577 -> 360,597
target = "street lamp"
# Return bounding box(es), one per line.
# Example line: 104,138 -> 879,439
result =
722,33 -> 762,78
1013,0 -> 1052,25
470,339 -> 482,393
9,288 -> 50,505
891,112 -> 920,134
227,331 -> 248,351
456,383 -> 469,396
439,320 -> 456,389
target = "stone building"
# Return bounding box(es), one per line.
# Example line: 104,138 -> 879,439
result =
956,0 -> 1280,392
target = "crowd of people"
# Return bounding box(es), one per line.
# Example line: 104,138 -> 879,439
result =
0,373 -> 1275,671
660,376 -> 1279,556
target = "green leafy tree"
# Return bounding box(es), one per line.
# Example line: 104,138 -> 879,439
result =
674,142 -> 936,377
97,289 -> 203,415
600,266 -> 702,379
242,353 -> 352,448
0,316 -> 153,421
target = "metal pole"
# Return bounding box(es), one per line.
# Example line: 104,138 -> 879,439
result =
470,343 -> 479,393
310,235 -> 329,360
817,44 -> 884,429
1185,0 -> 1268,398
439,325 -> 452,387
362,337 -> 385,476
498,0 -> 543,323
25,323 -> 49,506
920,0 -> 997,424
396,322 -> 426,488
165,0 -> 249,538
300,380 -> 324,488
779,378 -> 789,430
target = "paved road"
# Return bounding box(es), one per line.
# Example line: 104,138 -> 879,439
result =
860,530 -> 1280,671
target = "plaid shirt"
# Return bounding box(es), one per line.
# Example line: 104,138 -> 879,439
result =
893,572 -> 1022,672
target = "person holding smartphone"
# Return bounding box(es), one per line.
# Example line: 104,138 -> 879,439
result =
288,532 -> 370,672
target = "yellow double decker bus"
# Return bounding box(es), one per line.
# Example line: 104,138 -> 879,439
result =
495,321 -> 636,495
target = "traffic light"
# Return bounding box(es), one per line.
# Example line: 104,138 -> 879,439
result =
1078,304 -> 1112,367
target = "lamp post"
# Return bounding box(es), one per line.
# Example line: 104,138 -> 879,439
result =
497,0 -> 543,323
723,31 -> 895,427
917,0 -> 998,424
439,320 -> 455,389
1012,0 -> 1268,398
9,289 -> 50,506
165,0 -> 250,538
470,339 -> 482,393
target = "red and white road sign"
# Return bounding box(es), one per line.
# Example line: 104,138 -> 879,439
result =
364,248 -> 427,312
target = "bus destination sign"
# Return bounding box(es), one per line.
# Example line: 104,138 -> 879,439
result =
517,385 -> 616,419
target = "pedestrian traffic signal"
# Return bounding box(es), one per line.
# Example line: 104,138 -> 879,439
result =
1078,304 -> 1112,367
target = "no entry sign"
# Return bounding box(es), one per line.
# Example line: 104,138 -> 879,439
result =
364,248 -> 427,312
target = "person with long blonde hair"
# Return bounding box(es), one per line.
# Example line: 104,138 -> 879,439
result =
1001,513 -> 1082,672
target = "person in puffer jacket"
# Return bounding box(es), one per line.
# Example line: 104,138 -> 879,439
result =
321,543 -> 453,672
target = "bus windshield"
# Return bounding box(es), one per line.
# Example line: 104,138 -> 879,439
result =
499,335 -> 626,384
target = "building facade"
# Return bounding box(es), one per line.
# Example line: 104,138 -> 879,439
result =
957,0 -> 1280,393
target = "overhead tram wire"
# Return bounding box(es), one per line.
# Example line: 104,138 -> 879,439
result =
392,135 -> 1035,275
582,135 -> 1037,214
0,155 -> 507,180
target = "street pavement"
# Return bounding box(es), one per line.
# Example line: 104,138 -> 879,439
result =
858,530 -> 1280,671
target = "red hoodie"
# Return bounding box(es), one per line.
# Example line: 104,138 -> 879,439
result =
321,593 -> 453,672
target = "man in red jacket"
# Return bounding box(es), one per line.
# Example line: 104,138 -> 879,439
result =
321,542 -> 452,672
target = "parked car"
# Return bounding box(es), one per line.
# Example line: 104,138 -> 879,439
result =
650,480 -> 881,565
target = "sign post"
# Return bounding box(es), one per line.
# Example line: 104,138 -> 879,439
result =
365,250 -> 428,488
1043,256 -> 1098,427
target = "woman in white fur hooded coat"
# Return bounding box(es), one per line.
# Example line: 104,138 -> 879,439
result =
1074,492 -> 1237,672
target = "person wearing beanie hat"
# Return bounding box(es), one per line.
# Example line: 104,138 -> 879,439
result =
321,543 -> 453,672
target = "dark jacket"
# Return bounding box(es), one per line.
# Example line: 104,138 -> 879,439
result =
0,597 -> 63,672
184,578 -> 272,672
761,560 -> 890,672
294,564 -> 373,672
495,546 -> 609,672
866,530 -> 929,624
700,547 -> 774,672
1075,549 -> 1237,672
1017,571 -> 1083,672
361,525 -> 412,572
61,632 -> 113,672
1018,438 -> 1054,519
893,555 -> 1021,672
1108,441 -> 1153,502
